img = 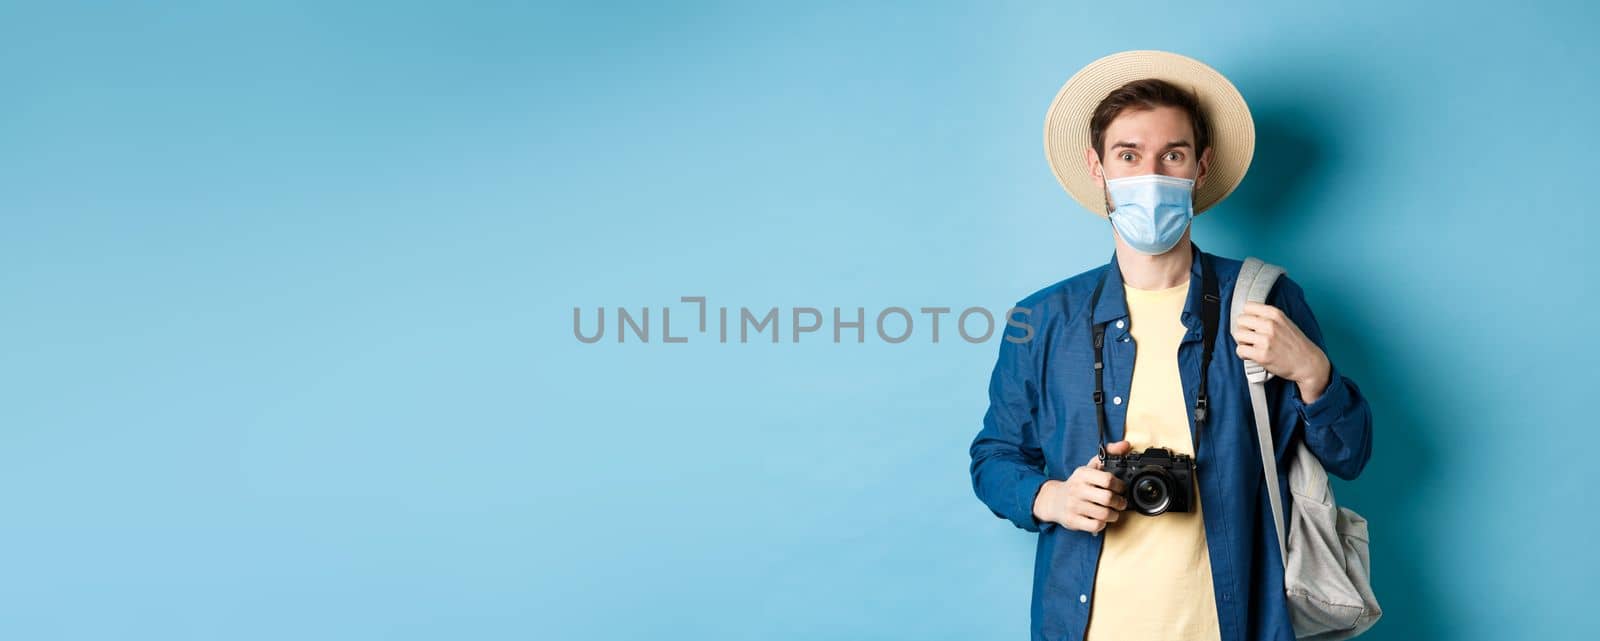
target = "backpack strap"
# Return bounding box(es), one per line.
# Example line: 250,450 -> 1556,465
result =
1233,256 -> 1290,569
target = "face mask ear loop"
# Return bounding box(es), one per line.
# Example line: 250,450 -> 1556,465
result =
1096,155 -> 1116,217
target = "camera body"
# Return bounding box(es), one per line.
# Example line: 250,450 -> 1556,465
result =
1103,447 -> 1195,516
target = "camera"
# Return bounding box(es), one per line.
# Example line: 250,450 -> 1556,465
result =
1103,447 -> 1195,516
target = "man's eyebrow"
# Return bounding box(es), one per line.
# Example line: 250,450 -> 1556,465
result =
1108,140 -> 1193,150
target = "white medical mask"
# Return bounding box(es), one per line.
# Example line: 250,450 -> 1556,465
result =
1104,173 -> 1195,255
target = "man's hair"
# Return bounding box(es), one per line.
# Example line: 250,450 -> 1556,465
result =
1089,78 -> 1210,161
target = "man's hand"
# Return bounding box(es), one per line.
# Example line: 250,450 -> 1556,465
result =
1232,301 -> 1332,403
1033,440 -> 1132,533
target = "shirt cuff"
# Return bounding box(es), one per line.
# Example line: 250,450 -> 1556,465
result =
1294,361 -> 1351,426
1015,470 -> 1051,532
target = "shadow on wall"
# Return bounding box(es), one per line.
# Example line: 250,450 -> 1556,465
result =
1223,86 -> 1453,640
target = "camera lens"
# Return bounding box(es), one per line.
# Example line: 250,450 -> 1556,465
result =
1131,473 -> 1171,515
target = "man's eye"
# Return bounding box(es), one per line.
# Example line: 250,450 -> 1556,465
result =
1120,153 -> 1134,162
1166,152 -> 1183,161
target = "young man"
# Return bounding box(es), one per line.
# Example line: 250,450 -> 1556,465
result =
968,51 -> 1373,641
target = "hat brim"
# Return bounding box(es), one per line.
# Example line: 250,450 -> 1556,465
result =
1043,50 -> 1255,218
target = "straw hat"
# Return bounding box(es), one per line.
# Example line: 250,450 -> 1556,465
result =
1043,50 -> 1255,218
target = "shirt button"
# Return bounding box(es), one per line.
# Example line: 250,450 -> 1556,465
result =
1079,594 -> 1088,603
1113,396 -> 1122,405
1115,320 -> 1124,329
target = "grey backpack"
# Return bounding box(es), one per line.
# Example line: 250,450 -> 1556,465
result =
1234,257 -> 1382,640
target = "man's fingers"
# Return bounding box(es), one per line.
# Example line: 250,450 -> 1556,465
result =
1084,487 -> 1113,509
1085,441 -> 1132,469
1072,503 -> 1120,531
1242,301 -> 1284,321
1073,512 -> 1107,533
1087,487 -> 1128,511
1236,343 -> 1264,363
1234,328 -> 1266,347
1233,312 -> 1275,334
1080,468 -> 1127,495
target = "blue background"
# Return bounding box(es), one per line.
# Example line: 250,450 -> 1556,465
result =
2,1 -> 1594,639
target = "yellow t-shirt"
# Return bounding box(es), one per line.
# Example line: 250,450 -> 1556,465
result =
1084,277 -> 1221,641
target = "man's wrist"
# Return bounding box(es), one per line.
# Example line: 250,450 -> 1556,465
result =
1296,354 -> 1332,404
1032,479 -> 1059,525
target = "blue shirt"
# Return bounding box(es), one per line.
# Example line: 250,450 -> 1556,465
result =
968,243 -> 1374,641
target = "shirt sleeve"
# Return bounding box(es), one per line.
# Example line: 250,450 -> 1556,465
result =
968,306 -> 1051,532
1267,275 -> 1374,480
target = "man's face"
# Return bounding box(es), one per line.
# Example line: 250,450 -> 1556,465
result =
1084,105 -> 1213,193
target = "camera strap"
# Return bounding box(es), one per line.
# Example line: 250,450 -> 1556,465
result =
1090,242 -> 1220,460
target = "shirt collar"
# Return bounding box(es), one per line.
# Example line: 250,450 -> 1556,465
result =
1091,240 -> 1206,329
